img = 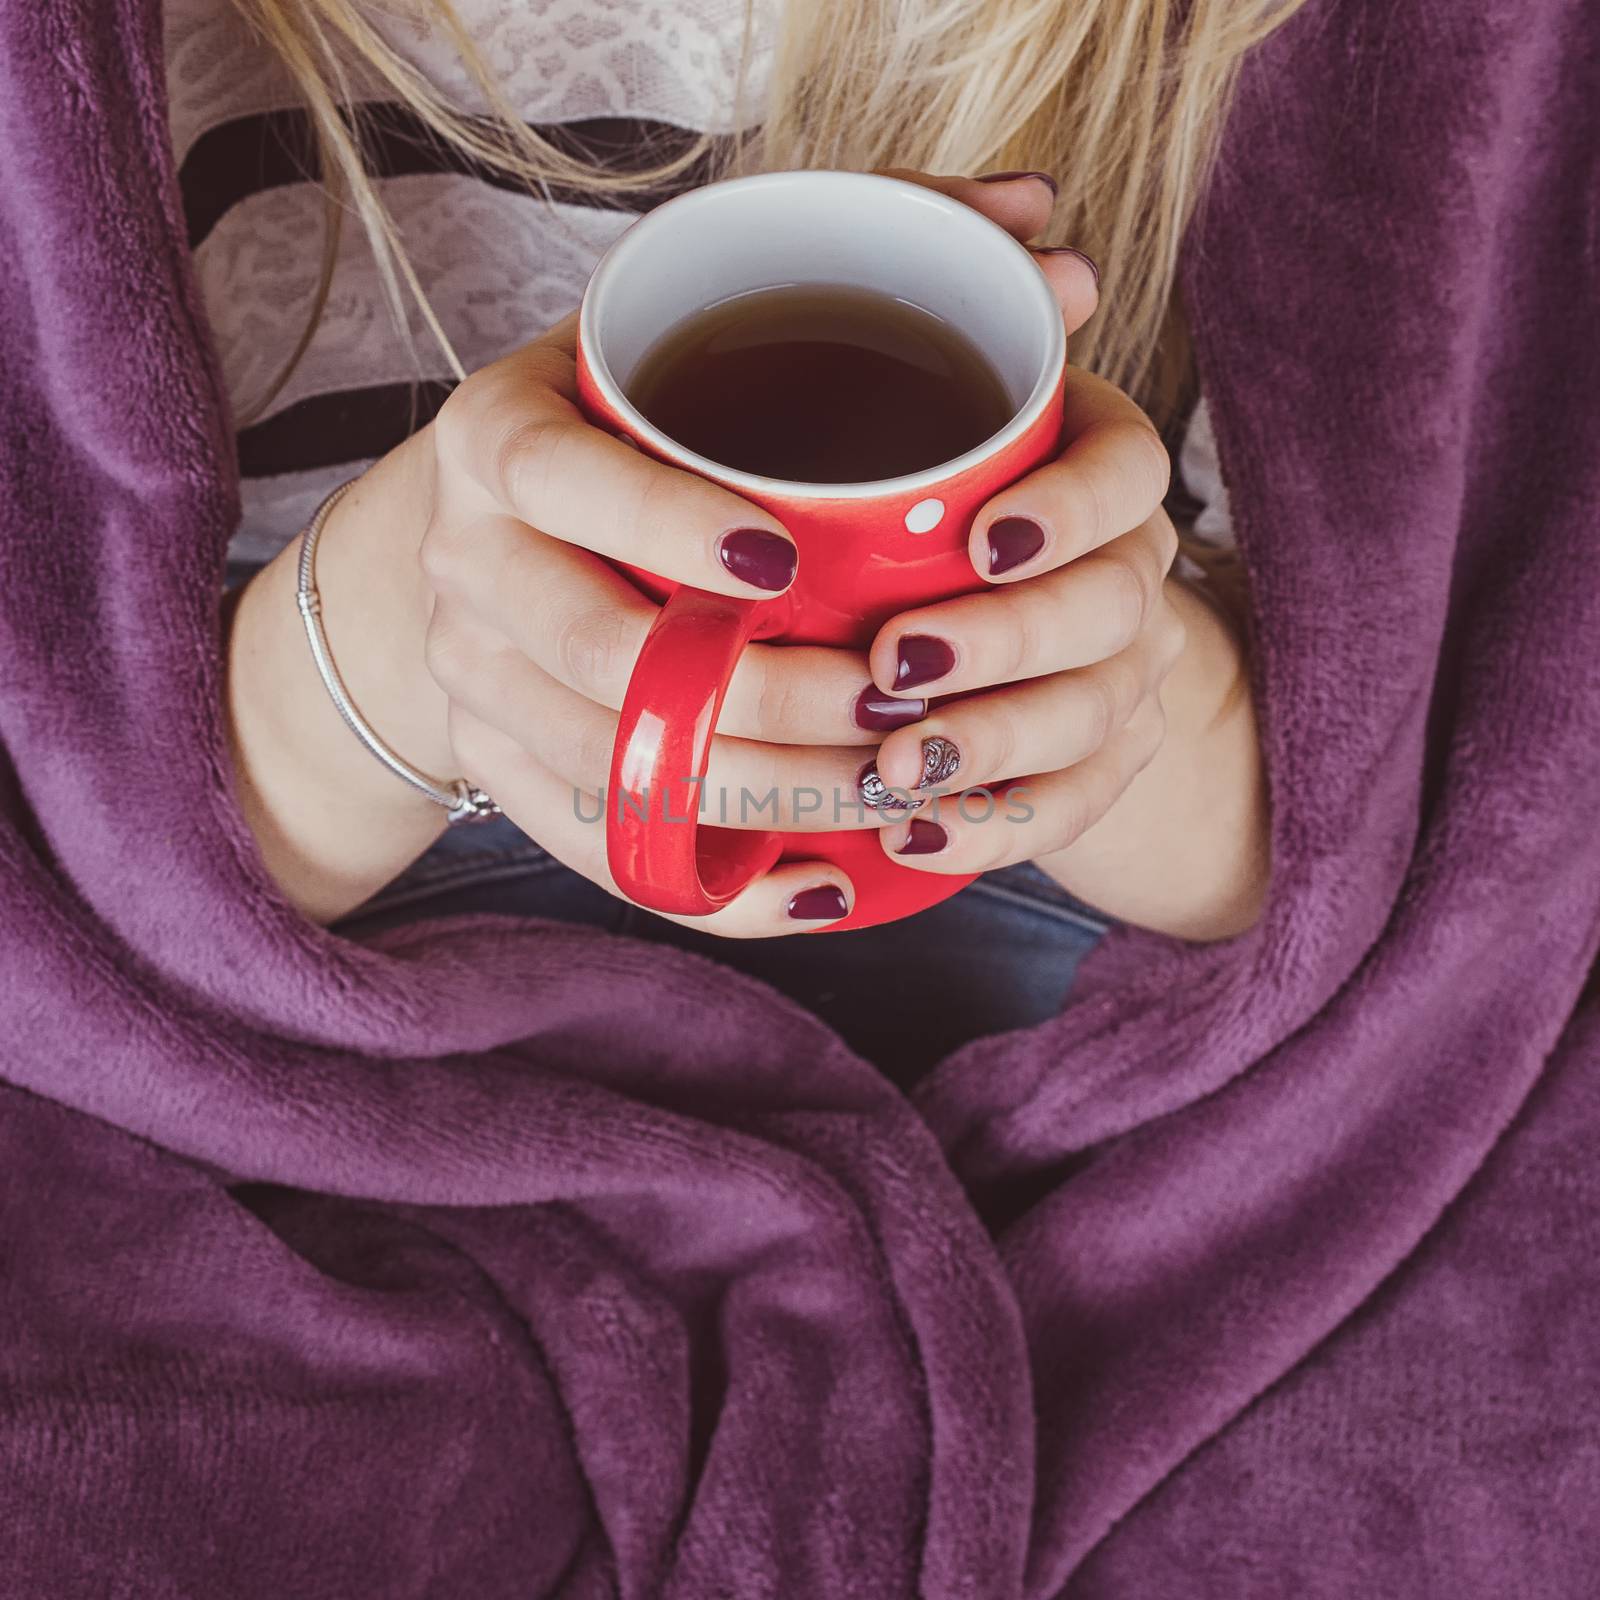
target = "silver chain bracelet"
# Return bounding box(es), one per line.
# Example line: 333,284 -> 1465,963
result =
295,481 -> 502,825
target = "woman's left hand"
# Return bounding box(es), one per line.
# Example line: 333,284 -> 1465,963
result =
867,360 -> 1183,868
870,171 -> 1265,940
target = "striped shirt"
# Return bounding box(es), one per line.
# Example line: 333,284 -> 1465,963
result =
165,0 -> 769,567
165,0 -> 1231,569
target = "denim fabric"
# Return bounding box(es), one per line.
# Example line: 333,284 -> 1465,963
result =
334,814 -> 1109,1087
224,556 -> 268,592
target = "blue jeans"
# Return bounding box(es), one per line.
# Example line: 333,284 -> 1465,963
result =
334,814 -> 1108,1087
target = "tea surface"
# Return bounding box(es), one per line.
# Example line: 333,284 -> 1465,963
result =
626,284 -> 1014,483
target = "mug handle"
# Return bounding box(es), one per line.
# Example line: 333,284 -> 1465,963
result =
607,585 -> 785,915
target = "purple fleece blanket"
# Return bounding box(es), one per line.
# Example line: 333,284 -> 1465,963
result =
3,0 -> 1598,1594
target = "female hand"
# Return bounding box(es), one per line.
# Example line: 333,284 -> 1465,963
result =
864,358 -> 1181,854
861,354 -> 1268,941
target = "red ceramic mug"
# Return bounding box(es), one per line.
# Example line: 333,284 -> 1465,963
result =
575,170 -> 1067,932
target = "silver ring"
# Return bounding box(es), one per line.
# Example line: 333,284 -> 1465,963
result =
857,762 -> 924,817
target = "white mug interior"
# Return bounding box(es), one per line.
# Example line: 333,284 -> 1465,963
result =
579,169 -> 1066,497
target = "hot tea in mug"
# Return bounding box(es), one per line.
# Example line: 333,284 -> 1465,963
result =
626,284 -> 1015,484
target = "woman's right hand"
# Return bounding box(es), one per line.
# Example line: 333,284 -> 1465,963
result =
311,312 -> 908,935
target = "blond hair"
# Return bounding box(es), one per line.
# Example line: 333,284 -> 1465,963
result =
230,0 -> 1303,428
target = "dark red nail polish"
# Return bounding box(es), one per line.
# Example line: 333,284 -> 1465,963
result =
787,884 -> 848,921
897,818 -> 948,856
894,634 -> 956,690
1035,246 -> 1099,287
853,687 -> 928,731
718,528 -> 797,592
977,169 -> 1059,197
987,516 -> 1046,575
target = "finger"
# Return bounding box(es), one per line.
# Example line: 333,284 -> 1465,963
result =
1029,246 -> 1101,338
874,168 -> 1099,338
448,706 -> 857,936
872,596 -> 1185,793
870,513 -> 1180,695
876,701 -> 1168,874
968,366 -> 1171,582
430,343 -> 798,602
429,606 -> 913,832
423,514 -> 913,745
875,167 -> 1058,243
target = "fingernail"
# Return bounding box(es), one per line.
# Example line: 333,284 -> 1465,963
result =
894,634 -> 956,690
858,760 -> 924,818
896,818 -> 948,856
977,169 -> 1059,198
853,686 -> 928,732
787,884 -> 848,921
718,528 -> 797,592
916,735 -> 961,790
987,515 -> 1047,576
1035,246 -> 1099,287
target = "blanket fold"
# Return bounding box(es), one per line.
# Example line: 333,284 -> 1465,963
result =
2,0 -> 1597,1594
